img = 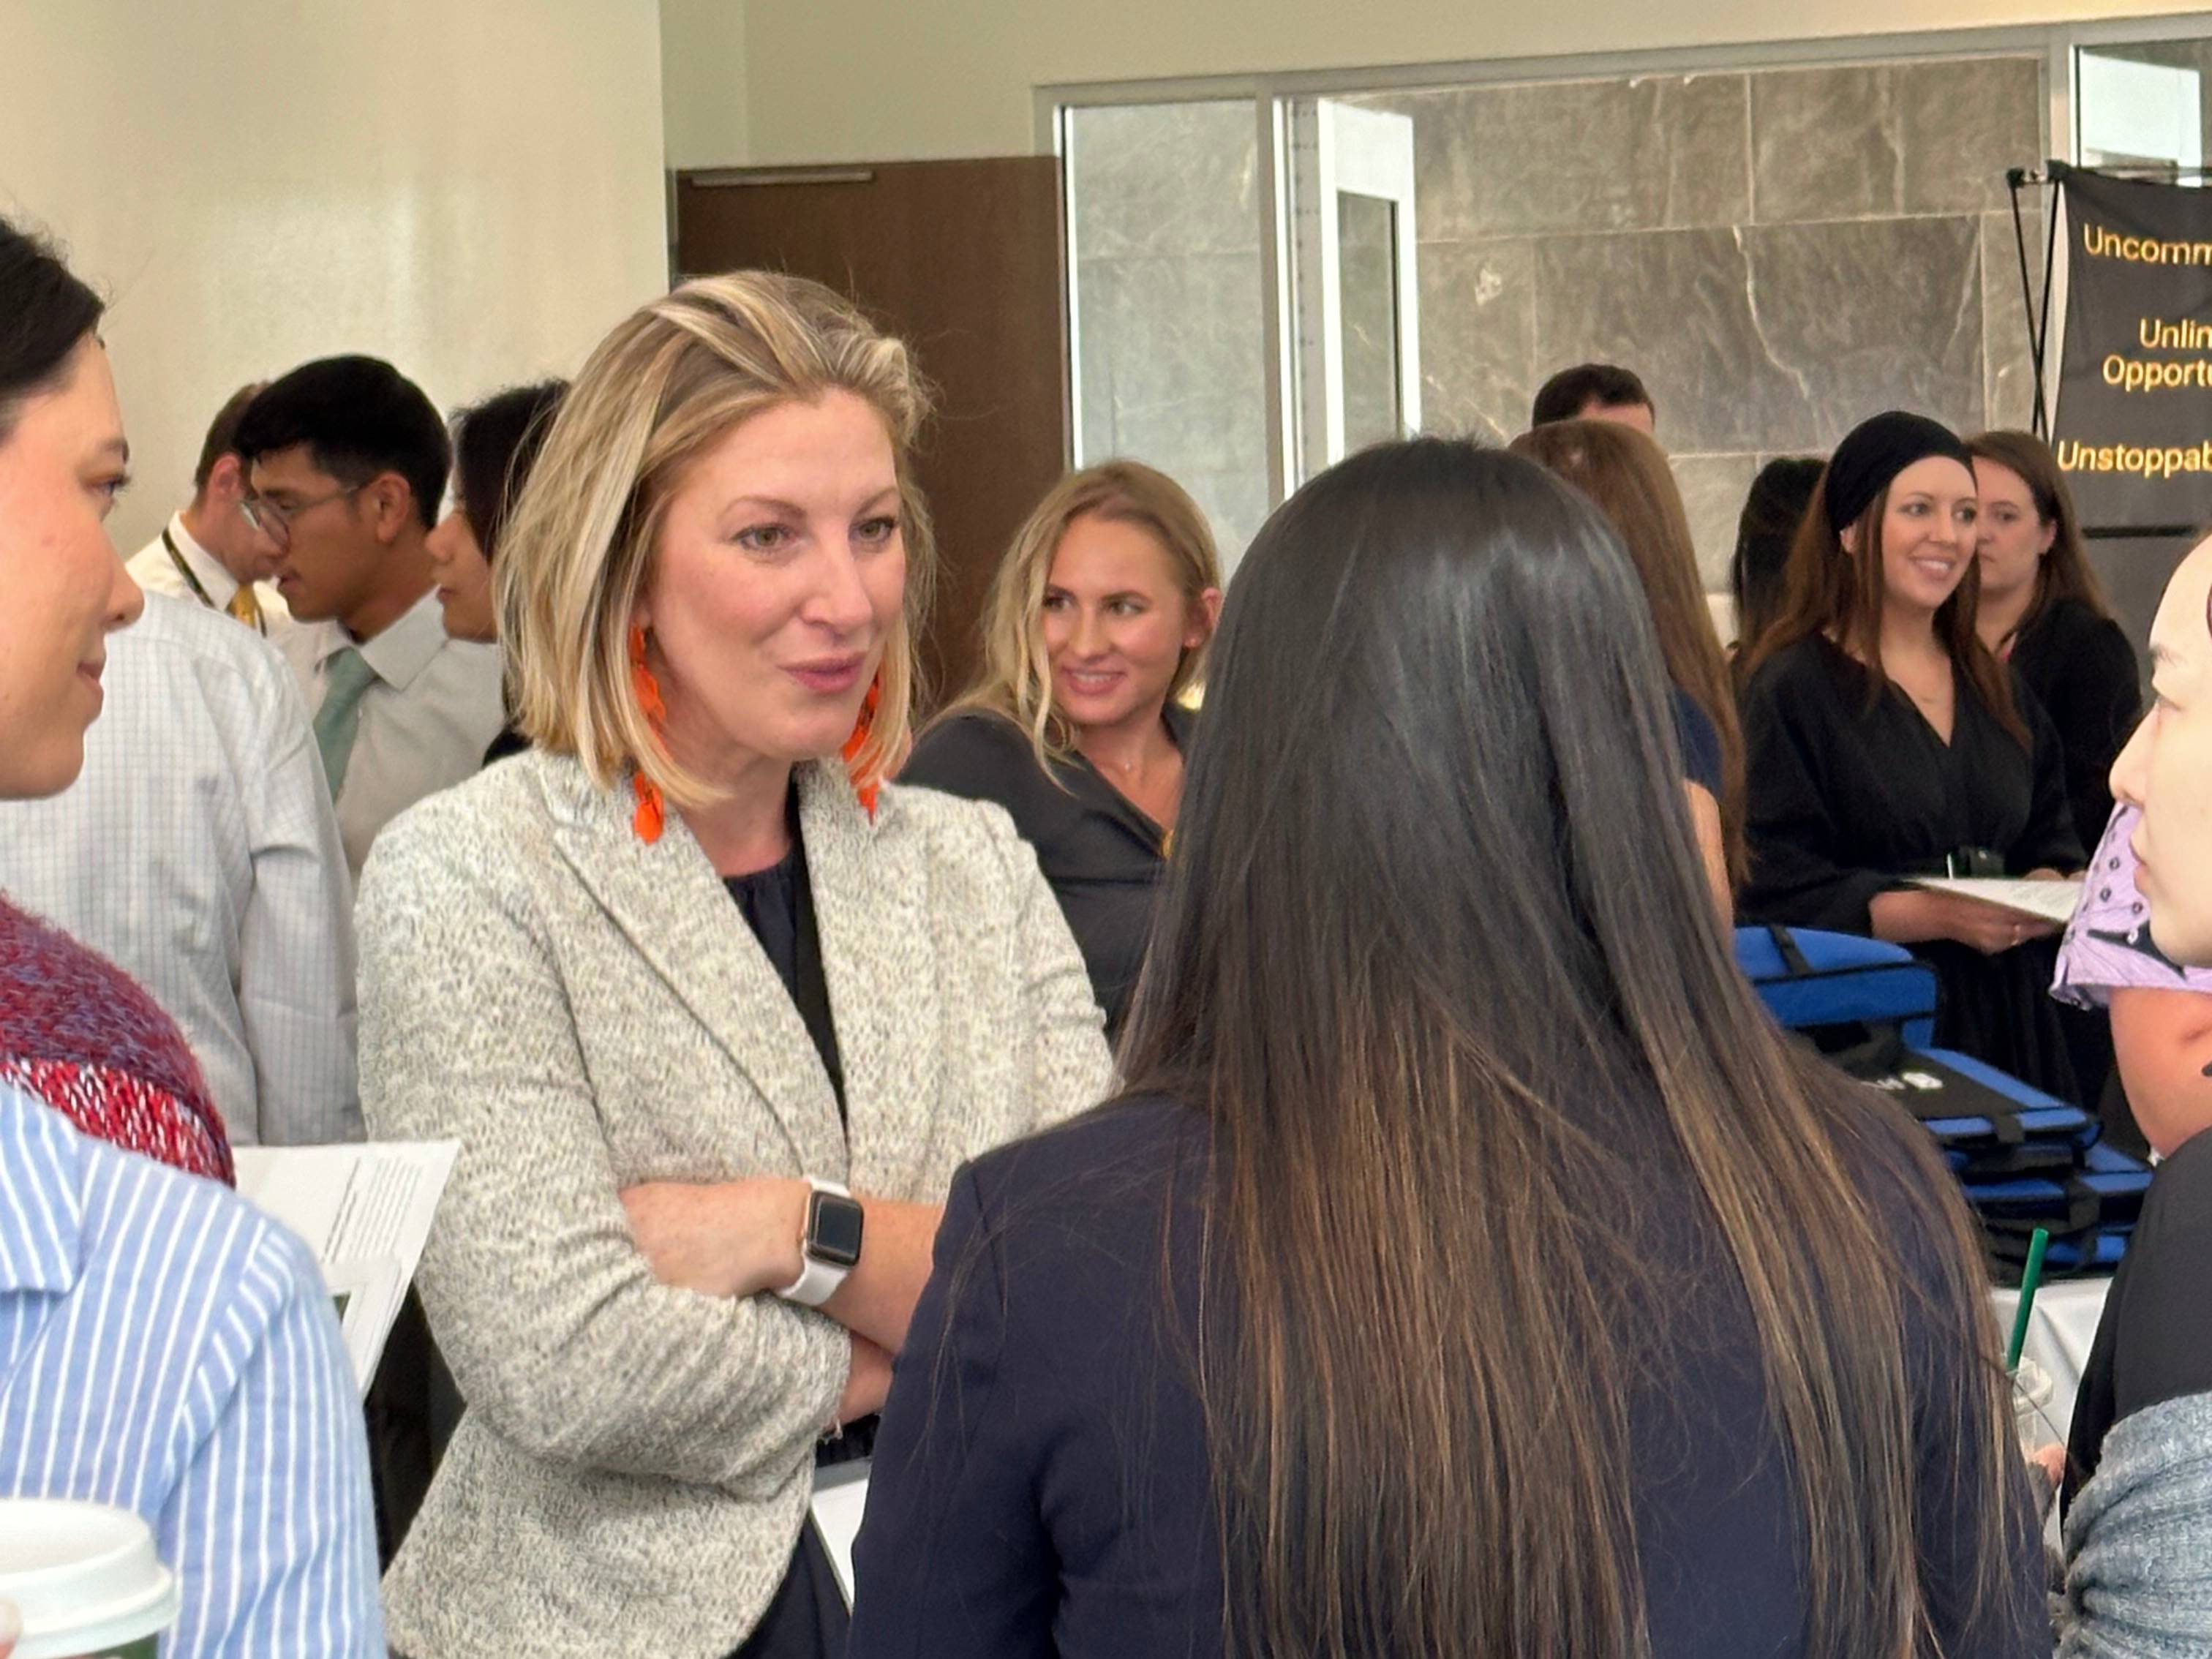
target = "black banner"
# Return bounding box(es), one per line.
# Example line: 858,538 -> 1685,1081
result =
2052,168 -> 2212,533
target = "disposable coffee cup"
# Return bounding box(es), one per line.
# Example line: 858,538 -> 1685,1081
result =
2011,1356 -> 2056,1451
0,1500 -> 178,1658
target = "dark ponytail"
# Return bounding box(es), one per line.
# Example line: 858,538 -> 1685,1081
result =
452,380 -> 569,563
0,217 -> 104,440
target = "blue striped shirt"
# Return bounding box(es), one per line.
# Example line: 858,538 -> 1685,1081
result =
0,1084 -> 383,1653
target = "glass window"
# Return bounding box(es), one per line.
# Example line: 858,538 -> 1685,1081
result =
1064,101 -> 1272,568
2079,47 -> 2205,173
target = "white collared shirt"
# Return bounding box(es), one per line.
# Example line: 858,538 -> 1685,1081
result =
125,511 -> 295,638
0,592 -> 358,1146
282,590 -> 505,878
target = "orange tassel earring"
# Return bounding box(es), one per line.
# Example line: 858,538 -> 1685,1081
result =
842,674 -> 883,819
628,625 -> 667,844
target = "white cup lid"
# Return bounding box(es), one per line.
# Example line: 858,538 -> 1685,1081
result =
0,1500 -> 180,1658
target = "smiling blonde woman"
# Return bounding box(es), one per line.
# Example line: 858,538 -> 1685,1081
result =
356,271 -> 1112,1659
902,460 -> 1221,1039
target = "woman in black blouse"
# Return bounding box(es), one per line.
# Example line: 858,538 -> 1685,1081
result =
1739,412 -> 2083,1100
1968,429 -> 2140,851
902,461 -> 1222,1039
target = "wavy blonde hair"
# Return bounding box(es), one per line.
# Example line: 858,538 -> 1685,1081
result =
497,271 -> 935,809
948,459 -> 1221,770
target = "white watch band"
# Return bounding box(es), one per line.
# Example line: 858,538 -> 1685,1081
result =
778,1178 -> 854,1308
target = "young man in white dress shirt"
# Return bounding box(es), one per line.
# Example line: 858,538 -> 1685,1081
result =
0,590 -> 359,1146
123,379 -> 295,638
234,357 -> 504,879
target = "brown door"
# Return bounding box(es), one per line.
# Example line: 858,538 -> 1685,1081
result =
674,159 -> 1069,710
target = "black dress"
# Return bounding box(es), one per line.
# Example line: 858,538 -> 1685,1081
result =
722,801 -> 861,1659
2009,598 -> 2140,854
2064,1129 -> 2212,1513
900,707 -> 1191,1041
1739,636 -> 2085,1100
2010,602 -> 2140,1128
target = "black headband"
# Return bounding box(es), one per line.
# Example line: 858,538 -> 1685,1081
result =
1823,410 -> 1974,534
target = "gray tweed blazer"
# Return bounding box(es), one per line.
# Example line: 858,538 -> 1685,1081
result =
356,750 -> 1113,1659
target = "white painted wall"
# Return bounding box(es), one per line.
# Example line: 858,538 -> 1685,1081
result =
662,0 -> 750,165
1,0 -> 669,554
731,0 -> 2212,162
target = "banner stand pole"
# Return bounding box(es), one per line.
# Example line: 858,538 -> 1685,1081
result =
2007,166 -> 2053,439
2038,162 -> 2065,440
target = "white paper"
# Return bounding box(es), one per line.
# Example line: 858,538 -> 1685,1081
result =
810,1461 -> 871,1607
1911,876 -> 2083,926
232,1141 -> 459,1396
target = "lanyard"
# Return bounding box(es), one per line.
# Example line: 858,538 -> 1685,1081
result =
159,528 -> 266,635
159,527 -> 219,609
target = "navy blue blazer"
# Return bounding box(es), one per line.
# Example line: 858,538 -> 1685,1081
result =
849,1093 -> 2047,1659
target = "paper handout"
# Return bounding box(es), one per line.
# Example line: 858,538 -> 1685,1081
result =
810,1460 -> 871,1607
232,1141 -> 460,1396
1910,877 -> 2083,928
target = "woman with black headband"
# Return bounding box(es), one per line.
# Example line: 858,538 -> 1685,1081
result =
1737,410 -> 2084,1101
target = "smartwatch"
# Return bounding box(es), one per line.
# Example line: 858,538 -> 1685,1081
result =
778,1178 -> 865,1308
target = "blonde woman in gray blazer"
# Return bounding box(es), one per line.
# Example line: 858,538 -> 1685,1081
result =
356,274 -> 1113,1659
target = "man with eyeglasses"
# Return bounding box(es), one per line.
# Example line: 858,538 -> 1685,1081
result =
234,357 -> 503,880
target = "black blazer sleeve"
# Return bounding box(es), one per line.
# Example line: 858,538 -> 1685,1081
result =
849,1164 -> 1057,1658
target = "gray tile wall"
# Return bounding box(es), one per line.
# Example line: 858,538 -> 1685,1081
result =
1066,56 -> 2048,588
1358,54 -> 2046,589
1069,102 -> 1273,563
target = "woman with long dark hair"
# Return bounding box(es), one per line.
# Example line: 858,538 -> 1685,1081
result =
849,439 -> 2047,1659
1968,429 -> 2140,851
427,379 -> 568,649
1511,418 -> 1745,912
1739,412 -> 2083,1100
424,378 -> 568,766
1730,454 -> 1824,655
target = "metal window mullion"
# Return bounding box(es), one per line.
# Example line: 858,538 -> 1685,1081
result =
1260,93 -> 1293,512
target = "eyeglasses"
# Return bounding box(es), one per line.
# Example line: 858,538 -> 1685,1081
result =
239,484 -> 364,548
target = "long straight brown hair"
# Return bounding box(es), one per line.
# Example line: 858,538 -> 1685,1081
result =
1119,440 -> 2028,1659
1739,469 -> 2028,749
1967,429 -> 2114,643
1509,418 -> 1748,886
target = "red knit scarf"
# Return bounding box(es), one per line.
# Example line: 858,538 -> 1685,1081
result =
0,897 -> 233,1184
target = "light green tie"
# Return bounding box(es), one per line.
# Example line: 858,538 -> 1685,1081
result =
312,647 -> 379,798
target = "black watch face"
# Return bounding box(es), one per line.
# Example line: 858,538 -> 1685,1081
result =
808,1192 -> 865,1268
